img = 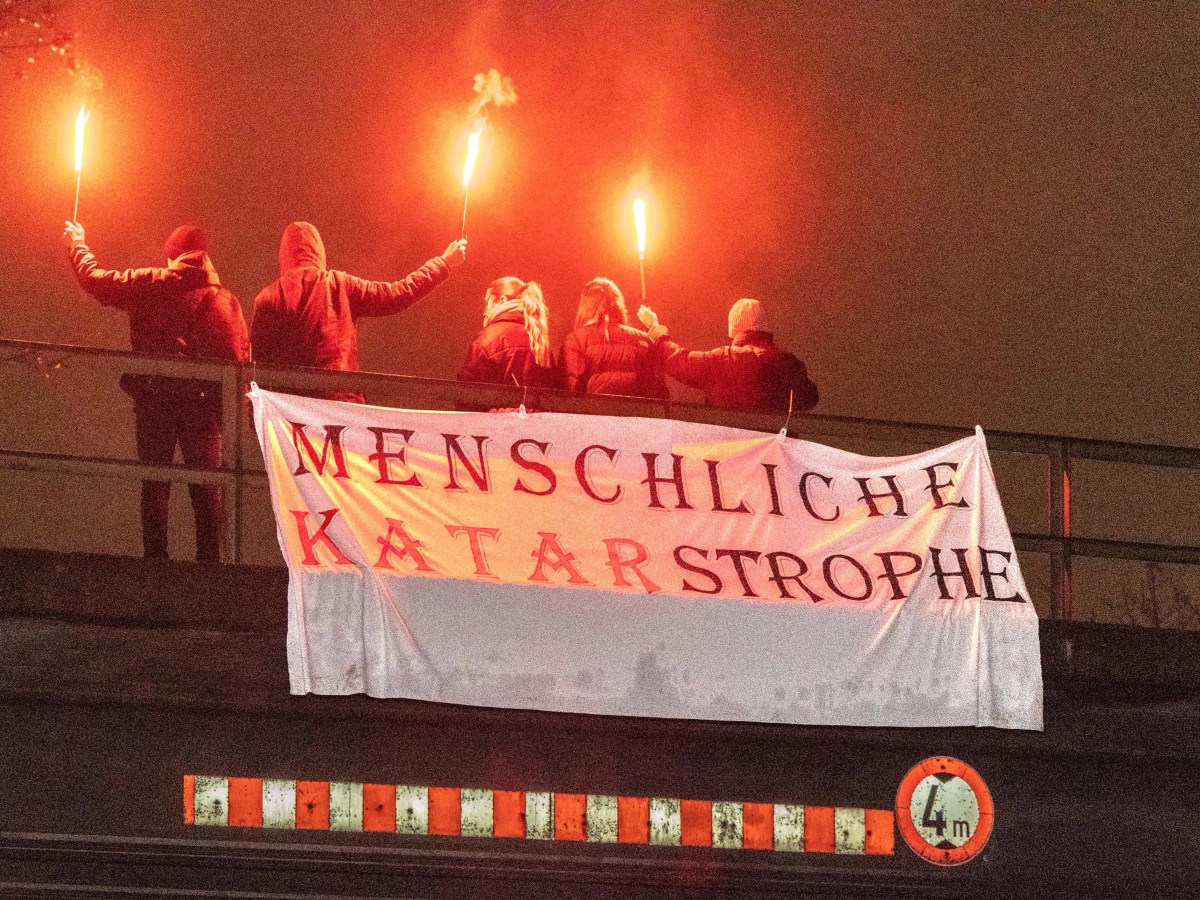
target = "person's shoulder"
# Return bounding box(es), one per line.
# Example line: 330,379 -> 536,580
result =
759,343 -> 807,374
478,318 -> 519,343
770,343 -> 805,365
210,284 -> 241,307
252,279 -> 282,306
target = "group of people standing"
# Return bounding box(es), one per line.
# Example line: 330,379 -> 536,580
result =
458,273 -> 819,412
62,219 -> 818,562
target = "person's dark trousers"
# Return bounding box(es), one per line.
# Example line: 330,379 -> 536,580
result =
133,391 -> 224,563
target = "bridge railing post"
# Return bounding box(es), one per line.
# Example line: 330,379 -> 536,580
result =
1048,439 -> 1072,620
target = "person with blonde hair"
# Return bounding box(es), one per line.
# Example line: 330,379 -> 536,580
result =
458,276 -> 558,389
560,277 -> 668,399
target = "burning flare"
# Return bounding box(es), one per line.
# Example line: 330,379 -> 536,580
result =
72,104 -> 90,221
462,119 -> 485,190
73,104 -> 89,173
633,197 -> 647,261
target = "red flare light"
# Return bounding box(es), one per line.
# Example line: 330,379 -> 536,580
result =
633,197 -> 647,261
462,120 -> 484,190
73,105 -> 89,173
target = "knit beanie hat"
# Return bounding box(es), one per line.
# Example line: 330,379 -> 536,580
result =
164,224 -> 209,260
728,297 -> 765,339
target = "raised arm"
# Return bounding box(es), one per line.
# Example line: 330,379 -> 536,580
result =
343,239 -> 466,317
63,221 -> 164,310
636,304 -> 723,391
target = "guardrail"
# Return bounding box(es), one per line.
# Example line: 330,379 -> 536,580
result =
1,337 -> 1197,625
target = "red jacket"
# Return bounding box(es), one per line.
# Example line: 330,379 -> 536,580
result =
458,307 -> 559,391
560,321 -> 669,399
651,328 -> 819,413
251,222 -> 449,403
69,243 -> 249,401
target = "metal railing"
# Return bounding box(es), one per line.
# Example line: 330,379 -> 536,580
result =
1,337 -> 1198,625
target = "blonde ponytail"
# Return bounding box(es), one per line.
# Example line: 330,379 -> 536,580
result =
520,282 -> 551,368
483,276 -> 551,369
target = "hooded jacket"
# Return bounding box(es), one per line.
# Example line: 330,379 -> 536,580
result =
560,320 -> 669,399
68,242 -> 249,401
251,222 -> 450,403
649,327 -> 819,413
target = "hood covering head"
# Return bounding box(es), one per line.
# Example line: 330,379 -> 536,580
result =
278,221 -> 327,274
728,297 -> 766,339
164,224 -> 209,261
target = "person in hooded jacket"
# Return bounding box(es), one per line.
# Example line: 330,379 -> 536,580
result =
62,220 -> 250,563
458,277 -> 558,392
560,277 -> 668,399
636,297 -> 818,413
251,222 -> 466,403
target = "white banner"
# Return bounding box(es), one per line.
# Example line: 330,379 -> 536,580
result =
251,387 -> 1042,730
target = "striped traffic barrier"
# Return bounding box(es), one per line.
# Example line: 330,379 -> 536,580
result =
184,775 -> 894,855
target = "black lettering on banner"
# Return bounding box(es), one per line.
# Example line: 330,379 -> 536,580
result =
762,463 -> 785,517
875,551 -> 924,600
443,434 -> 492,492
928,547 -> 981,599
855,475 -> 908,518
367,427 -> 423,487
764,551 -> 826,602
706,460 -> 752,515
714,548 -> 762,597
511,439 -> 557,496
289,422 -> 350,479
822,554 -> 873,601
924,462 -> 971,510
799,471 -> 840,521
674,545 -> 722,594
642,453 -> 694,510
980,547 -> 1026,602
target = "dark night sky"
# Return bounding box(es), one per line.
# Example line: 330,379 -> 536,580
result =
1,0 -> 1197,446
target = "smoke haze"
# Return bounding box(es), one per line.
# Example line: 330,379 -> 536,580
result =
0,0 -> 1195,447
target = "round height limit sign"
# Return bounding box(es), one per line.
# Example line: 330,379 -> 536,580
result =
896,757 -> 993,865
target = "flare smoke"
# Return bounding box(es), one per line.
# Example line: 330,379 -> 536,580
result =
468,68 -> 517,119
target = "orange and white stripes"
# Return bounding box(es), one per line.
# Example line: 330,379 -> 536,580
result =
184,775 -> 894,855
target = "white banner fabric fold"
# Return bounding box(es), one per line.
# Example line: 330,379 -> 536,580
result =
250,387 -> 1042,730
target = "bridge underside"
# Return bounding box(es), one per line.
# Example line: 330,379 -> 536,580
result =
0,548 -> 1197,898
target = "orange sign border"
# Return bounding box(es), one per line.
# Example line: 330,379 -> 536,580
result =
895,756 -> 993,866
